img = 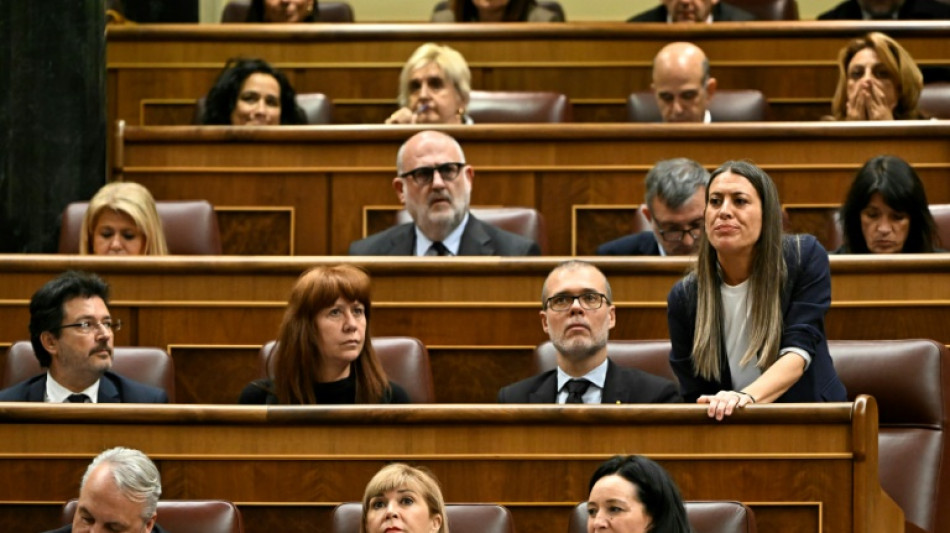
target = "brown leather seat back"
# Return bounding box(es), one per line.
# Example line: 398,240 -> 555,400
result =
63,499 -> 243,533
920,83 -> 950,119
535,340 -> 675,384
331,502 -> 514,533
829,339 -> 950,533
468,90 -> 572,123
928,204 -> 950,249
59,200 -> 222,255
627,90 -> 768,122
726,0 -> 799,19
569,500 -> 757,533
221,0 -> 354,22
396,207 -> 547,254
259,337 -> 435,403
3,341 -> 175,402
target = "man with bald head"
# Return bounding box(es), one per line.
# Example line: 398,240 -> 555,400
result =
348,130 -> 540,256
629,0 -> 755,22
651,42 -> 717,123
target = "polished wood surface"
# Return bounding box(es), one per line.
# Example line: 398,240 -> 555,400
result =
0,399 -> 903,533
116,122 -> 950,255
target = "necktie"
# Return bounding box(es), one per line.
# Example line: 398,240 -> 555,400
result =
564,379 -> 591,404
65,393 -> 90,403
428,242 -> 450,256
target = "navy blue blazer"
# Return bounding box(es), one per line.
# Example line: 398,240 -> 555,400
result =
628,2 -> 756,21
667,234 -> 848,403
596,231 -> 661,256
0,371 -> 169,403
819,0 -> 950,19
497,358 -> 682,404
348,215 -> 540,256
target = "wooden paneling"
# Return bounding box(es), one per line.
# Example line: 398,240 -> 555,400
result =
0,400 -> 904,533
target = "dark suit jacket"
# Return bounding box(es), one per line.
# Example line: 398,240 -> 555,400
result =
44,524 -> 168,533
348,215 -> 541,256
596,231 -> 661,256
628,2 -> 756,21
497,358 -> 682,404
667,234 -> 848,403
818,0 -> 950,19
0,371 -> 168,403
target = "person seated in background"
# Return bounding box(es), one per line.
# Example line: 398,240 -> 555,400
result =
586,455 -> 691,533
80,182 -> 168,256
819,0 -> 950,20
385,43 -> 472,125
0,271 -> 168,403
838,155 -> 941,253
431,0 -> 565,22
828,32 -> 926,121
244,0 -> 318,22
649,43 -> 717,123
44,447 -> 165,533
239,265 -> 410,404
628,0 -> 755,22
200,58 -> 306,125
498,260 -> 681,404
349,130 -> 540,256
667,161 -> 847,421
362,463 -> 448,533
598,158 -> 708,256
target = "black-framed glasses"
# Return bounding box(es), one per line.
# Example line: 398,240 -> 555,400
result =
655,225 -> 704,243
398,162 -> 466,187
545,292 -> 609,312
52,320 -> 122,335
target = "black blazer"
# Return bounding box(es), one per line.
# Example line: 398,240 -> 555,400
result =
628,2 -> 756,21
596,231 -> 661,256
818,0 -> 950,19
348,215 -> 541,256
0,371 -> 168,403
497,358 -> 682,404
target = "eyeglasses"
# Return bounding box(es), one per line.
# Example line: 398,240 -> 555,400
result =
545,292 -> 609,312
398,162 -> 466,187
655,225 -> 704,243
52,320 -> 122,335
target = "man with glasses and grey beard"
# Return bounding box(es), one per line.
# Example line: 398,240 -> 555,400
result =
348,130 -> 540,256
598,158 -> 708,256
498,261 -> 681,404
0,271 -> 167,403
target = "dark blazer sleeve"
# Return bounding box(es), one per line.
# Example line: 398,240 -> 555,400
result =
715,2 -> 757,20
386,382 -> 411,404
596,232 -> 661,256
239,378 -> 276,404
627,5 -> 667,21
817,0 -> 861,18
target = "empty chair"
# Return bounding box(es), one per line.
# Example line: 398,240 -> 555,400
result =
928,204 -> 950,247
331,502 -> 514,533
535,340 -> 676,384
627,90 -> 768,122
2,341 -> 176,402
467,90 -> 572,123
920,82 -> 950,119
260,337 -> 435,403
193,93 -> 333,125
727,0 -> 799,19
62,499 -> 243,533
569,500 -> 757,533
396,206 -> 548,254
221,0 -> 355,22
829,339 -> 950,533
59,200 -> 222,255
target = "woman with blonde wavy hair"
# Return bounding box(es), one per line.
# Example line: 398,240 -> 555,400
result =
80,182 -> 168,256
666,161 -> 847,420
385,43 -> 471,125
361,463 -> 448,533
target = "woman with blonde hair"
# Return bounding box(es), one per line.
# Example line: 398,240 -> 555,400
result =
362,463 -> 448,533
830,32 -> 925,121
239,265 -> 409,405
80,182 -> 168,255
385,43 -> 472,125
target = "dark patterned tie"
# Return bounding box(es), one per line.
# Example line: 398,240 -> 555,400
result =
429,242 -> 450,256
564,379 -> 591,404
65,393 -> 90,403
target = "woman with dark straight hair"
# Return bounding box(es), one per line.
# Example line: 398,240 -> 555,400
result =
201,58 -> 306,126
586,455 -> 690,533
430,0 -> 564,22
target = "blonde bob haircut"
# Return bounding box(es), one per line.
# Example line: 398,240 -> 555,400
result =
361,463 -> 448,533
397,43 -> 471,109
80,182 -> 168,255
831,32 -> 924,121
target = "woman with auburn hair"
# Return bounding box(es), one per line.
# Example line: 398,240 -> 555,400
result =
239,265 -> 410,404
430,0 -> 564,22
830,32 -> 925,121
385,43 -> 472,125
586,455 -> 690,533
667,161 -> 847,421
361,463 -> 448,533
80,182 -> 168,256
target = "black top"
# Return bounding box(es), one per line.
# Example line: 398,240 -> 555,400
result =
818,0 -> 950,19
238,372 -> 410,404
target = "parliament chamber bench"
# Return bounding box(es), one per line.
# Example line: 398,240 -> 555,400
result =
0,401 -> 901,533
106,22 -> 950,126
114,122 -> 950,256
1,255 -> 948,404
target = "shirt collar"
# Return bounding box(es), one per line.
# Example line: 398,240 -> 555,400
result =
704,109 -> 712,123
414,211 -> 470,256
556,357 -> 609,392
46,372 -> 100,403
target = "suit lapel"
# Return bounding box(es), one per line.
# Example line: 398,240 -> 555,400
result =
390,224 -> 416,255
26,374 -> 47,402
458,216 -> 494,256
97,373 -> 121,403
600,359 -> 624,404
527,372 -> 558,403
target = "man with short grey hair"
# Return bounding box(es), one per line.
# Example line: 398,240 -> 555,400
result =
598,158 -> 708,256
45,446 -> 165,533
